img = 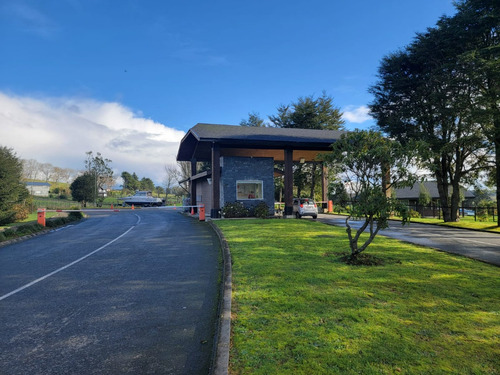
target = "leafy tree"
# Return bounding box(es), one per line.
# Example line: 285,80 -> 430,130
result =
121,171 -> 140,192
329,181 -> 350,211
324,131 -> 417,261
269,92 -> 345,198
269,92 -> 345,130
240,112 -> 266,127
140,177 -> 155,191
369,8 -> 493,222
85,151 -> 114,202
418,183 -> 432,207
0,146 -> 30,225
70,173 -> 95,206
450,0 -> 500,225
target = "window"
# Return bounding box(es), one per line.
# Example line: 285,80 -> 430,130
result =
236,180 -> 263,200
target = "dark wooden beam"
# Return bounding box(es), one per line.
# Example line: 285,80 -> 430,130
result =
190,158 -> 197,212
211,143 -> 221,218
284,148 -> 294,217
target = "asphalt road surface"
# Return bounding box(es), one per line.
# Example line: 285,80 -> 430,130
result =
318,214 -> 500,266
0,209 -> 221,375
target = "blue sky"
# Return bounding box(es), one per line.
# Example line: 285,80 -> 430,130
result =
0,0 -> 457,184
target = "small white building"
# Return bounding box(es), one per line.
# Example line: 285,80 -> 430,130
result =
26,182 -> 51,197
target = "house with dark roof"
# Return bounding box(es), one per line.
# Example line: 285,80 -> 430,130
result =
25,182 -> 51,197
176,123 -> 346,217
394,181 -> 475,213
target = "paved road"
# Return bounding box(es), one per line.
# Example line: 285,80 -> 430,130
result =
0,210 -> 221,375
317,214 -> 500,266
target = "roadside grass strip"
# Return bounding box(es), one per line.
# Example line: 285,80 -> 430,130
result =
215,219 -> 500,375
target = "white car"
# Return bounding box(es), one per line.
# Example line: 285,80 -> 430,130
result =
293,198 -> 318,219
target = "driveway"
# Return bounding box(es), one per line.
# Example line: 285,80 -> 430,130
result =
317,214 -> 500,266
0,210 -> 221,375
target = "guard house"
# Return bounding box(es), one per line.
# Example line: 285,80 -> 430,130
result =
176,123 -> 346,218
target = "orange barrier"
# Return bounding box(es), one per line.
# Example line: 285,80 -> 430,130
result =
199,205 -> 205,221
37,208 -> 46,227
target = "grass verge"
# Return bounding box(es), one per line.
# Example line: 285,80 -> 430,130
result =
214,219 -> 500,375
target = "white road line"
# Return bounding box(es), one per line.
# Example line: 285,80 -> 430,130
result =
0,215 -> 140,302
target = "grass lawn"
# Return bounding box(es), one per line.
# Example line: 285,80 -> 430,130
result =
410,216 -> 500,233
215,219 -> 500,375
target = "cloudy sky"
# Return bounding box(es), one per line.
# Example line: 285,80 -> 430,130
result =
0,0 -> 457,184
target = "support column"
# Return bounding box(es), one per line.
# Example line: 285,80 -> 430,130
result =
321,162 -> 328,211
190,158 -> 197,213
284,148 -> 294,217
211,143 -> 221,218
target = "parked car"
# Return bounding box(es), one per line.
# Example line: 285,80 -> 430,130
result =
293,198 -> 318,219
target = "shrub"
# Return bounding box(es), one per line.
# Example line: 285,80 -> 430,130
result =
12,203 -> 30,222
68,211 -> 84,221
253,202 -> 270,219
222,202 -> 249,218
409,209 -> 421,218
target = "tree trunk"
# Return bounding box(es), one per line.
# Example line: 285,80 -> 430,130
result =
495,121 -> 500,227
450,179 -> 461,222
435,164 -> 451,222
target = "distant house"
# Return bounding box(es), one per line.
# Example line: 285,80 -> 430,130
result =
394,181 -> 475,207
25,182 -> 51,197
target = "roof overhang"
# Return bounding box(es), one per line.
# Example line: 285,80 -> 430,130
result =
176,123 -> 346,162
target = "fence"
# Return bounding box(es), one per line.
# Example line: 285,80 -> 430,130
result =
405,203 -> 497,222
330,201 -> 497,222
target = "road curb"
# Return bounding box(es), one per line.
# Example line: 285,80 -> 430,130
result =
209,221 -> 232,375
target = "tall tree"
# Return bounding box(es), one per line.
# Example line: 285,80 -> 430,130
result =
269,92 -> 345,198
164,164 -> 179,196
240,112 -> 266,127
85,151 -> 114,201
0,146 -> 30,225
70,173 -> 95,207
140,177 -> 155,191
269,92 -> 345,130
451,0 -> 500,225
369,9 -> 493,222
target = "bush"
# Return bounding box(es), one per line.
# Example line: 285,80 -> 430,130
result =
222,202 -> 250,218
409,209 -> 421,218
12,203 -> 30,222
253,202 -> 270,219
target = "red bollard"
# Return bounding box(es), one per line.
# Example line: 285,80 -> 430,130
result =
37,208 -> 46,227
328,200 -> 333,213
199,205 -> 205,221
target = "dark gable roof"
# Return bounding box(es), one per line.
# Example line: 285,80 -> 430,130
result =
177,123 -> 346,161
25,182 -> 51,187
395,181 -> 475,200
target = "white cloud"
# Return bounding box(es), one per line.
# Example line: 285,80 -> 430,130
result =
0,92 -> 185,185
342,105 -> 372,124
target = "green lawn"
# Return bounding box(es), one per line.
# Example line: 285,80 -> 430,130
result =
215,219 -> 500,375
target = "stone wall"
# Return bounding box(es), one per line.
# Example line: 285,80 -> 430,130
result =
220,156 -> 275,215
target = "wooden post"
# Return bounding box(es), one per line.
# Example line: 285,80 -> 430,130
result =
191,158 -> 197,213
211,143 -> 221,218
284,148 -> 293,217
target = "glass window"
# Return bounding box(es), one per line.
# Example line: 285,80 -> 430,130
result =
236,181 -> 263,200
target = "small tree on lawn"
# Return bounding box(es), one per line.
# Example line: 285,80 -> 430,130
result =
70,173 -> 95,207
325,130 -> 418,261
